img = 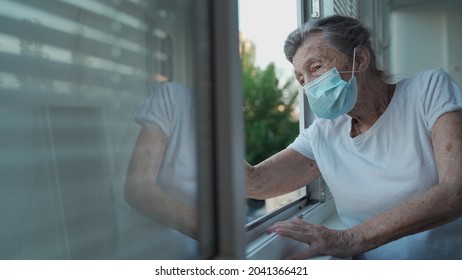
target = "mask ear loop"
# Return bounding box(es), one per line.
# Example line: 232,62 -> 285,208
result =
351,47 -> 357,79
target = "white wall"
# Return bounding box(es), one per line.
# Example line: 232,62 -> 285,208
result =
389,0 -> 462,86
445,0 -> 462,85
389,2 -> 447,81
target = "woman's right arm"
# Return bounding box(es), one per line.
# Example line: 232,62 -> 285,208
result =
246,148 -> 321,200
124,123 -> 197,239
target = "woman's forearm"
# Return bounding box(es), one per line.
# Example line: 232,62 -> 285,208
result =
125,183 -> 198,239
348,181 -> 462,255
246,148 -> 321,200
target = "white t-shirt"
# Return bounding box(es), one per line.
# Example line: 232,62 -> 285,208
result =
289,68 -> 462,259
135,82 -> 197,205
116,82 -> 198,259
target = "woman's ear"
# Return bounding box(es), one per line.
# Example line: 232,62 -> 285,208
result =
355,47 -> 370,72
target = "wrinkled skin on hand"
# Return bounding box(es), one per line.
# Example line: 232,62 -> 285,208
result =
267,217 -> 359,259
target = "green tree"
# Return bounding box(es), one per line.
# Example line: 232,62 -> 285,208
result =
242,51 -> 299,166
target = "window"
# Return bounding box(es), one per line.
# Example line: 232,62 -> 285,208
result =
239,0 -> 308,224
237,0 -> 332,259
0,0 -> 244,260
1,0 -> 372,261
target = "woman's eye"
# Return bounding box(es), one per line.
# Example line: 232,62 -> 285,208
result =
312,65 -> 322,72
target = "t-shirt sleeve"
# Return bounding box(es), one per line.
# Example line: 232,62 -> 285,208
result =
288,122 -> 317,160
135,82 -> 187,137
420,69 -> 462,131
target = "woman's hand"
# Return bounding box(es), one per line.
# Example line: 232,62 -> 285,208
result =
267,217 -> 359,259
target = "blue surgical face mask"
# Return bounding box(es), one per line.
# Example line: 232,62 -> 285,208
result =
303,48 -> 358,119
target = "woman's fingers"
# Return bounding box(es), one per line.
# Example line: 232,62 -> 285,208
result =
268,218 -> 315,243
268,217 -> 355,259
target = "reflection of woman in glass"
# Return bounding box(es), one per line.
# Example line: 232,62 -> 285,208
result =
116,82 -> 198,259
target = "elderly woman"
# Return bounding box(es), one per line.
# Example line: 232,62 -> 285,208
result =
246,15 -> 462,259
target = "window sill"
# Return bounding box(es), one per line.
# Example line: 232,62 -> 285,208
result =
246,197 -> 347,260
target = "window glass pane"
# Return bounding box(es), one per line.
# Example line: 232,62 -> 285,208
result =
238,0 -> 303,222
0,0 -> 209,259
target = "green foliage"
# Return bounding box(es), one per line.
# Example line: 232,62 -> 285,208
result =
242,52 -> 299,165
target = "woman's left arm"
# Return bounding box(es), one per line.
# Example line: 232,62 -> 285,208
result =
268,110 -> 462,259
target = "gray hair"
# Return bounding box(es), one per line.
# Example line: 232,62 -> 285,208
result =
284,15 -> 384,79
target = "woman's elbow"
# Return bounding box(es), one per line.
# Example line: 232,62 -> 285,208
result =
246,186 -> 264,200
123,178 -> 142,207
245,166 -> 264,199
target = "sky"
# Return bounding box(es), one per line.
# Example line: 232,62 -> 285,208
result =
237,0 -> 298,80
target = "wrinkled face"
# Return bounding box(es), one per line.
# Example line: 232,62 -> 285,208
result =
293,33 -> 350,86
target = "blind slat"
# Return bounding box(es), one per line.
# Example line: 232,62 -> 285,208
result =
333,0 -> 361,19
